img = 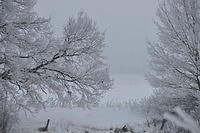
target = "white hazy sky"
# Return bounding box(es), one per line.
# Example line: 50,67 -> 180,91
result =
35,0 -> 158,75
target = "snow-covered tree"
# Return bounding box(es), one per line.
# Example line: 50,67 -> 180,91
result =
148,0 -> 200,92
164,107 -> 200,133
141,88 -> 200,120
138,88 -> 200,132
147,0 -> 200,120
0,91 -> 18,133
0,0 -> 112,112
145,0 -> 200,131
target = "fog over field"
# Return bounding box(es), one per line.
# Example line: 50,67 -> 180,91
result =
102,74 -> 153,103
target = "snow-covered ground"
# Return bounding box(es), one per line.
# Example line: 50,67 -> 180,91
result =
16,74 -> 152,133
17,107 -> 144,133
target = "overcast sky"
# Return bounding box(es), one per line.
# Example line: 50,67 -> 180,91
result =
35,0 -> 158,75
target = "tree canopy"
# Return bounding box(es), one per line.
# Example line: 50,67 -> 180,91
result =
0,0 -> 112,111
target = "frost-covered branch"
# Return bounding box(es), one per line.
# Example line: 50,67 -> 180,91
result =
164,107 -> 200,133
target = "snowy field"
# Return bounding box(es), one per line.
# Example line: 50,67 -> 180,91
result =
16,74 -> 152,133
17,107 -> 145,133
